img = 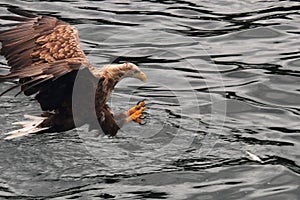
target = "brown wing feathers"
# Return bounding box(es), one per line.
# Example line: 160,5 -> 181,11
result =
0,9 -> 88,98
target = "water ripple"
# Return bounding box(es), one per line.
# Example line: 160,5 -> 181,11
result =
0,0 -> 300,199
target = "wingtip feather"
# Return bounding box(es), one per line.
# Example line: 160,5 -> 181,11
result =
7,7 -> 37,18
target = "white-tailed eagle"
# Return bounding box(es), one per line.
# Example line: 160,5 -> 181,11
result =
0,8 -> 147,139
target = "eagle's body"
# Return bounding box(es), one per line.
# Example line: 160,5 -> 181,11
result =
0,9 -> 146,139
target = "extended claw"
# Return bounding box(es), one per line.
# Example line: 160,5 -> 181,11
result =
136,99 -> 147,106
127,101 -> 146,115
130,107 -> 146,124
126,101 -> 147,124
138,111 -> 149,125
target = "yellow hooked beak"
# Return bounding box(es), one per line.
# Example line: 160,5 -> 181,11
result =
134,71 -> 147,82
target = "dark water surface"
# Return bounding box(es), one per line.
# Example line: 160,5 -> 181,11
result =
0,0 -> 300,199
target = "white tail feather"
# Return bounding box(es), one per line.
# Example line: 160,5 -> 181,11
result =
4,115 -> 49,140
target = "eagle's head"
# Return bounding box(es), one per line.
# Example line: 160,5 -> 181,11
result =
101,62 -> 147,83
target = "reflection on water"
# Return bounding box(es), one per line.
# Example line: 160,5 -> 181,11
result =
0,0 -> 300,199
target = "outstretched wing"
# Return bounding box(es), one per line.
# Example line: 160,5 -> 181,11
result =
0,8 -> 90,110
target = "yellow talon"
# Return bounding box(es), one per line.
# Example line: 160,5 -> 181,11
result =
126,101 -> 146,124
127,101 -> 146,115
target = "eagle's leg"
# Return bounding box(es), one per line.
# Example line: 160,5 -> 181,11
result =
94,101 -> 146,136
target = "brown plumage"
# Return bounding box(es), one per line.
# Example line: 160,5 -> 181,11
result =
0,8 -> 147,139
